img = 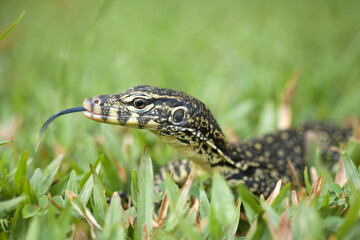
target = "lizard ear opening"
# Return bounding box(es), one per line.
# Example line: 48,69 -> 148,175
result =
170,106 -> 188,125
173,109 -> 184,123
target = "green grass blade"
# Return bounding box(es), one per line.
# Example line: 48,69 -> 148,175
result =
199,187 -> 210,219
7,157 -> 33,182
319,193 -> 330,218
304,166 -> 312,195
131,169 -> 138,208
10,203 -> 27,239
64,170 -> 78,207
135,145 -> 154,240
29,168 -> 42,198
24,180 -> 37,204
238,184 -> 263,223
25,216 -> 40,240
175,173 -> 193,213
46,199 -> 73,240
163,173 -> 182,233
0,195 -> 25,212
91,164 -> 108,224
164,174 -> 194,233
66,170 -> 78,194
102,154 -> 124,191
341,149 -> 360,189
0,168 -> 8,192
178,219 -> 203,239
211,173 -> 236,225
209,206 -> 223,240
227,198 -> 241,239
48,175 -> 69,197
292,201 -> 324,240
101,193 -> 126,240
0,153 -> 6,171
79,163 -> 101,206
14,151 -> 28,195
79,154 -> 102,188
0,140 -> 13,146
40,154 -> 64,195
323,216 -> 343,234
154,229 -> 178,240
165,173 -> 180,210
209,173 -> 238,239
261,201 -> 280,228
0,11 -> 25,41
244,217 -> 268,240
271,183 -> 290,212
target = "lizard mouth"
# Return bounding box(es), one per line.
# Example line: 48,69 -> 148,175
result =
83,111 -> 124,124
82,97 -> 159,128
82,97 -> 127,124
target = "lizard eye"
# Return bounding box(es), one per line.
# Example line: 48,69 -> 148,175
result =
133,98 -> 147,109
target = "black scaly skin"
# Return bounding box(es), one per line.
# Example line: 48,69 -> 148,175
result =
154,123 -> 352,195
52,85 -> 353,196
81,85 -> 353,196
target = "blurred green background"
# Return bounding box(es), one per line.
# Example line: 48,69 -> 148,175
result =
1,0 -> 360,190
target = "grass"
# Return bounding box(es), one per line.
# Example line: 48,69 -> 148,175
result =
1,142 -> 360,239
1,0 -> 360,239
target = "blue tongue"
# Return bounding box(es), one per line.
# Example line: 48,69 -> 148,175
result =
36,106 -> 86,151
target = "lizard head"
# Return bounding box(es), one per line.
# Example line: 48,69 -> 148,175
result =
83,85 -> 231,164
83,85 -> 227,142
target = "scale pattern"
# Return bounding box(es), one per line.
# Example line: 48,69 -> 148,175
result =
82,85 -> 353,196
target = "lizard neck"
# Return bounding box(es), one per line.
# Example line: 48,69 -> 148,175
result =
154,117 -> 237,175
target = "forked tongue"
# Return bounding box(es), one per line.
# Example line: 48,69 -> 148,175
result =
36,107 -> 86,151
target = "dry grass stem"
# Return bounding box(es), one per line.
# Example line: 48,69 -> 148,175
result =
266,179 -> 282,204
286,198 -> 289,210
267,211 -> 293,240
120,202 -> 135,228
310,167 -> 319,187
66,190 -> 103,238
335,153 -> 347,187
287,159 -> 302,188
298,188 -> 307,202
182,172 -> 194,190
278,68 -> 300,130
142,224 -> 149,240
157,192 -> 169,227
291,190 -> 298,206
187,198 -> 201,232
307,177 -> 322,202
